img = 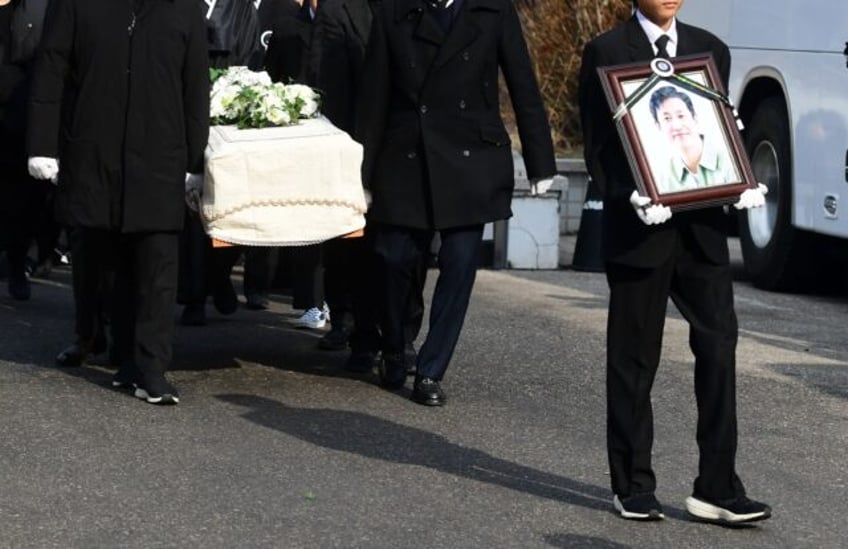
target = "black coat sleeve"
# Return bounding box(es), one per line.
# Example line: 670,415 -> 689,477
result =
498,0 -> 555,180
578,39 -> 610,198
310,2 -> 353,133
26,0 -> 74,158
183,5 -> 211,175
354,1 -> 389,189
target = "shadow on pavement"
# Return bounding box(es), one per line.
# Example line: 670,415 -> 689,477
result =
218,393 -> 611,512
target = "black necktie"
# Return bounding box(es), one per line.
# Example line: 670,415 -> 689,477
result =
655,35 -> 671,59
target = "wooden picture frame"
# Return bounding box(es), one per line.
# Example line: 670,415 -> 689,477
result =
598,54 -> 755,211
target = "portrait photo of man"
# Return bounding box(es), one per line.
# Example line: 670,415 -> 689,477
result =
647,84 -> 738,193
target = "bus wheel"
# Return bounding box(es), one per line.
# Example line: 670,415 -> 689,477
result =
738,97 -> 812,290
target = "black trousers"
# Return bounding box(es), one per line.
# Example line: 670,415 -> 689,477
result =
178,210 -> 240,306
68,227 -> 115,344
0,175 -> 52,275
290,243 -> 324,310
605,230 -> 745,501
106,230 -> 179,385
244,247 -> 277,298
323,231 -> 427,352
373,224 -> 482,380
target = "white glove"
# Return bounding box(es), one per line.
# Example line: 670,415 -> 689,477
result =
529,177 -> 554,196
733,183 -> 768,210
28,156 -> 59,184
629,190 -> 672,225
185,172 -> 203,212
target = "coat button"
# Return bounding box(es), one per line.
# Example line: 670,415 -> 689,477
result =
420,105 -> 428,114
462,51 -> 470,61
407,151 -> 417,159
459,100 -> 466,109
462,150 -> 470,157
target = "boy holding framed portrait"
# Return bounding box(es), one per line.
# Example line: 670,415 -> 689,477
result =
578,0 -> 772,526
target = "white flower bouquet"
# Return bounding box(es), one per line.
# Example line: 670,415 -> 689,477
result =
209,66 -> 320,129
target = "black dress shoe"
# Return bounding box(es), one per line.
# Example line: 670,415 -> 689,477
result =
378,354 -> 406,389
411,376 -> 446,406
345,350 -> 378,373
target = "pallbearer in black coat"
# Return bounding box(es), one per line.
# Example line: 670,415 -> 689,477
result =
578,0 -> 771,524
27,0 -> 210,405
357,0 -> 556,405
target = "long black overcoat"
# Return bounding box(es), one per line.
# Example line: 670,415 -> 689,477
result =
357,0 -> 556,230
27,0 -> 210,232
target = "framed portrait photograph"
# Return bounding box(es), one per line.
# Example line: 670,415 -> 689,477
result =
598,54 -> 756,211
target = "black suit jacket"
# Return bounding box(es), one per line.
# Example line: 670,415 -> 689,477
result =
264,1 -> 314,84
309,0 -> 372,135
357,0 -> 556,230
579,16 -> 731,268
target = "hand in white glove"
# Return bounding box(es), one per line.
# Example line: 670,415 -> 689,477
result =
733,183 -> 768,210
28,156 -> 59,184
185,172 -> 203,212
529,177 -> 554,196
629,190 -> 672,225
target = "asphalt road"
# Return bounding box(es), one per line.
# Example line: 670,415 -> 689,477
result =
0,238 -> 846,548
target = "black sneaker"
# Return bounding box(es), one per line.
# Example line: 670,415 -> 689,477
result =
685,494 -> 771,524
411,376 -> 446,406
613,494 -> 665,520
111,368 -> 139,390
134,377 -> 180,405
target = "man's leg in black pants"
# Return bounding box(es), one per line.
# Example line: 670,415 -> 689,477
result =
605,257 -> 674,499
414,225 -> 483,387
372,225 -> 430,388
320,238 -> 355,349
402,253 -> 428,371
128,232 -> 180,404
290,244 -> 325,328
55,227 -> 111,367
178,211 -> 209,325
244,247 -> 277,310
669,234 -> 745,503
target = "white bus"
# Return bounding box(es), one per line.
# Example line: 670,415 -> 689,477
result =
679,1 -> 848,290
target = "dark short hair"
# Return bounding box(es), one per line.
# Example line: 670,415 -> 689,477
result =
649,86 -> 696,123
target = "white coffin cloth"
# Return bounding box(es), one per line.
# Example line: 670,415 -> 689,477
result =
201,117 -> 367,246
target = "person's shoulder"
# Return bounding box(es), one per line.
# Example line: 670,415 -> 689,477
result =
585,18 -> 632,52
677,20 -> 729,51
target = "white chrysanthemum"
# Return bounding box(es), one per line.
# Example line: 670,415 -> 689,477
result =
283,84 -> 315,103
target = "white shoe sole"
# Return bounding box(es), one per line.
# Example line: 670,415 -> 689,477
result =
613,495 -> 664,520
134,387 -> 179,405
685,496 -> 768,523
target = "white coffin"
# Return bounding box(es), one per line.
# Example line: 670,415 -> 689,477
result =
201,117 -> 367,246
